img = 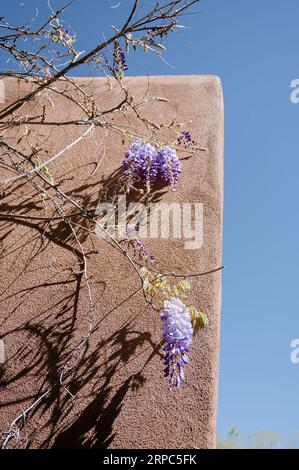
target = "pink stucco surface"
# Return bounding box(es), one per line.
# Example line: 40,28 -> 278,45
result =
0,75 -> 223,448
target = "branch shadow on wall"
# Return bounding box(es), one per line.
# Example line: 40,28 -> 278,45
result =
0,163 -> 164,448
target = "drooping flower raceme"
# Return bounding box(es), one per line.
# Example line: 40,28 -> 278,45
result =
113,40 -> 128,74
161,298 -> 193,391
177,130 -> 197,149
121,233 -> 155,263
122,138 -> 159,193
155,146 -> 181,188
177,130 -> 192,145
122,139 -> 181,193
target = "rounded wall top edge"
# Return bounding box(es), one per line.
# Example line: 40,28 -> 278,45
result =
0,73 -> 222,82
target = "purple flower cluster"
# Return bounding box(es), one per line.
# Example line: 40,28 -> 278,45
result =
177,130 -> 196,148
161,298 -> 193,391
122,139 -> 181,193
113,40 -> 128,73
156,146 -> 181,188
121,235 -> 155,263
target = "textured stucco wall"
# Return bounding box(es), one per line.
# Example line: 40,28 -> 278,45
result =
0,75 -> 223,449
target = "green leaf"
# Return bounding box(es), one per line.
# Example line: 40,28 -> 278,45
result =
188,306 -> 208,335
198,311 -> 208,328
178,279 -> 191,291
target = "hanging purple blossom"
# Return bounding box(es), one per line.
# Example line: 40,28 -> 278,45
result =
177,130 -> 196,148
122,138 -> 159,193
121,235 -> 155,263
156,146 -> 181,189
122,139 -> 181,193
160,298 -> 193,391
113,40 -> 128,74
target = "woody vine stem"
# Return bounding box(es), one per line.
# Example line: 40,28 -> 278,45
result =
0,0 -> 223,448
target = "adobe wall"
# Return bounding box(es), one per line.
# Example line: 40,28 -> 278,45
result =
0,75 -> 223,449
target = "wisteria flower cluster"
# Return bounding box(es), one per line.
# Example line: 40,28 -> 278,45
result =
113,40 -> 128,75
161,298 -> 193,391
121,235 -> 155,263
122,138 -> 181,193
177,130 -> 196,148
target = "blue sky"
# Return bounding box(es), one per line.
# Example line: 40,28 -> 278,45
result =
1,0 -> 299,440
